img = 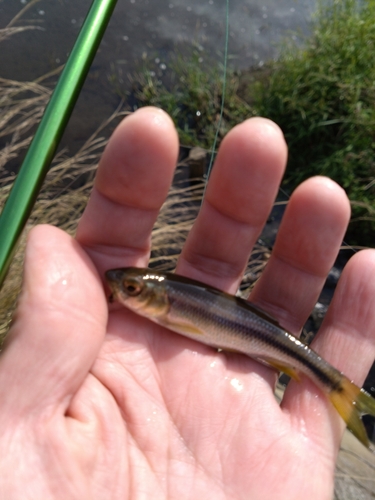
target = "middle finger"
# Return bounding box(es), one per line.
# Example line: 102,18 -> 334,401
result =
176,117 -> 288,294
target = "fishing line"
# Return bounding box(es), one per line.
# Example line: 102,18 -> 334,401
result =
202,0 -> 229,199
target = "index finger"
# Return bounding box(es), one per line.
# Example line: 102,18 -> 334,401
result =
76,107 -> 179,276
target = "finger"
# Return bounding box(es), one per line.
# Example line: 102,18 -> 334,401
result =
76,107 -> 179,276
250,176 -> 351,333
282,249 -> 375,447
0,225 -> 107,414
177,117 -> 288,294
309,249 -> 375,384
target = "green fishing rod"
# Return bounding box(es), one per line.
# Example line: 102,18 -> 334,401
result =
0,0 -> 118,287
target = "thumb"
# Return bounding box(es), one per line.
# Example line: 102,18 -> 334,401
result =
0,225 -> 108,415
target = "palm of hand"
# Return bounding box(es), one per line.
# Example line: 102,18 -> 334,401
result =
1,108 -> 375,500
98,308 -> 335,500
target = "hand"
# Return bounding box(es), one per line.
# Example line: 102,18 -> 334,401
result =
1,108 -> 374,500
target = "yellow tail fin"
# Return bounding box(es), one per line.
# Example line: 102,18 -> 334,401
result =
329,376 -> 375,448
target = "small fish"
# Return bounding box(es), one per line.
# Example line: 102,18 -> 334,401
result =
106,267 -> 375,448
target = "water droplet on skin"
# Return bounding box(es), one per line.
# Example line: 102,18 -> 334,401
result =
230,378 -> 243,392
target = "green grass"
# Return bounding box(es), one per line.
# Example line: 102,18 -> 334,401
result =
124,0 -> 375,246
253,0 -> 375,244
125,48 -> 254,148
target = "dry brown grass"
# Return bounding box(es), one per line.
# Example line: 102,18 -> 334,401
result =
0,87 -> 269,340
0,0 -> 43,44
0,84 -> 132,336
0,139 -> 269,342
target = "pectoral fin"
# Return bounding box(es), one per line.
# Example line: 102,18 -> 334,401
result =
166,320 -> 205,337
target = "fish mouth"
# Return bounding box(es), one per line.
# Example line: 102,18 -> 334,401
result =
104,269 -> 122,304
105,268 -> 124,286
105,269 -> 125,302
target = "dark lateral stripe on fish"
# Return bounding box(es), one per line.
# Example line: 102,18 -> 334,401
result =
169,293 -> 342,392
164,272 -> 284,327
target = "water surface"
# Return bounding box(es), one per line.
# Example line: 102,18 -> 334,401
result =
0,0 -> 317,148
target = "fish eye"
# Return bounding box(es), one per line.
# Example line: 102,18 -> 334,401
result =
123,278 -> 143,296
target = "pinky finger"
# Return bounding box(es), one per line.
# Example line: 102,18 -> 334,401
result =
282,249 -> 375,450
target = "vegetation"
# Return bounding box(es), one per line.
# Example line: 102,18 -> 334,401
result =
0,3 -> 122,341
131,0 -> 375,246
126,48 -> 254,148
254,0 -> 375,244
0,69 -> 115,340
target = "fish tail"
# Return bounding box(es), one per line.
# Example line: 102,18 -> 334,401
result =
329,376 -> 375,448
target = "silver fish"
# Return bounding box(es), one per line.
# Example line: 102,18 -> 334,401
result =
106,267 -> 375,448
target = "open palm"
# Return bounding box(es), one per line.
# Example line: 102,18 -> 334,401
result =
1,108 -> 375,500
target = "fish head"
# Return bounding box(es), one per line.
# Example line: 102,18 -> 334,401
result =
105,267 -> 170,318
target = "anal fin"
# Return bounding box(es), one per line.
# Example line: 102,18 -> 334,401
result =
261,357 -> 301,382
